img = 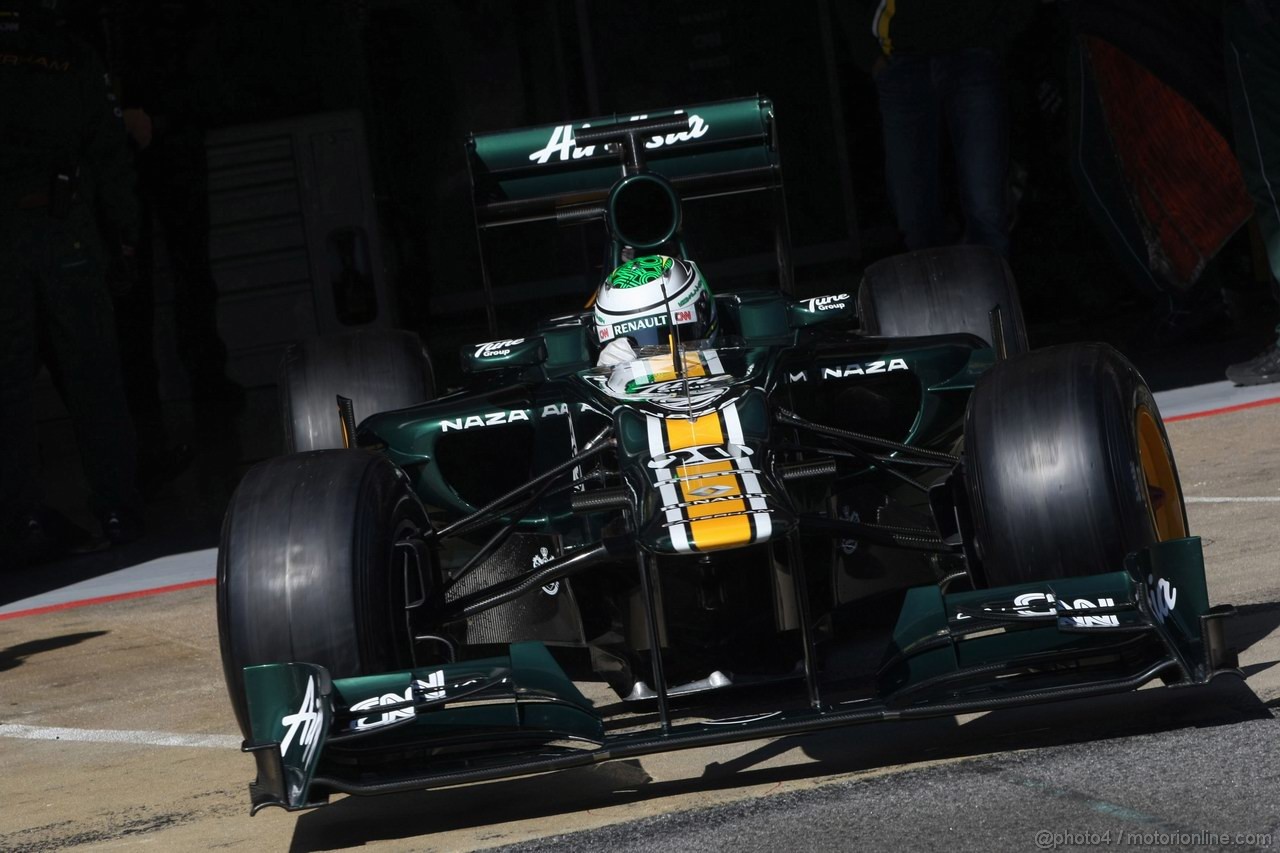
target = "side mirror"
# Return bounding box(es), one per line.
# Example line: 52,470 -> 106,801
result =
537,314 -> 594,372
460,336 -> 547,373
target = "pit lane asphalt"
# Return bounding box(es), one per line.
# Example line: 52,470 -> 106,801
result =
1,402 -> 1278,852
503,705 -> 1280,853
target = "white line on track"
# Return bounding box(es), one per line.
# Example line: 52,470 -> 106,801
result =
1185,497 -> 1280,503
0,723 -> 241,749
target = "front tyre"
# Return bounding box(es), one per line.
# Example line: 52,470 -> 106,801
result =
217,450 -> 429,738
964,343 -> 1187,588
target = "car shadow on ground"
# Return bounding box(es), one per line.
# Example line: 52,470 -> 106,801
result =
0,631 -> 108,674
284,606 -> 1278,853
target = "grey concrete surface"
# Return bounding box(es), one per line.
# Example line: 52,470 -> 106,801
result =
502,710 -> 1280,853
0,549 -> 216,616
0,405 -> 1276,852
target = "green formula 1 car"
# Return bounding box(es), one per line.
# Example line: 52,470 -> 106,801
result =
216,98 -> 1238,814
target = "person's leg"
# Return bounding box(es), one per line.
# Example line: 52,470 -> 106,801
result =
875,54 -> 946,250
39,207 -> 143,532
115,150 -> 166,446
940,47 -> 1011,257
1224,3 -> 1280,384
1226,5 -> 1280,286
155,135 -> 237,403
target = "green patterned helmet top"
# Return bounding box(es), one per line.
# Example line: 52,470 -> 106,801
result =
593,255 -> 718,350
607,255 -> 673,289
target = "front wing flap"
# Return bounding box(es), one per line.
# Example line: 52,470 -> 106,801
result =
241,642 -> 604,812
879,537 -> 1238,704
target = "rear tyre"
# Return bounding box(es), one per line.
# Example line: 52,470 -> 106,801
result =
964,343 -> 1187,587
280,330 -> 435,452
217,450 -> 429,737
858,245 -> 1029,355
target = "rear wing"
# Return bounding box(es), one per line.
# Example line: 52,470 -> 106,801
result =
466,96 -> 793,333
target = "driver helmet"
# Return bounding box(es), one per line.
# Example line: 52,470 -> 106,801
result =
592,255 -> 718,349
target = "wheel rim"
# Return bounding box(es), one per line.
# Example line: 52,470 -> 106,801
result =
1136,406 -> 1186,540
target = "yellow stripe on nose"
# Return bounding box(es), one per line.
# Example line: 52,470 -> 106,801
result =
649,352 -> 708,384
676,458 -> 735,480
678,470 -> 744,518
659,409 -> 756,552
689,514 -> 754,551
663,411 -> 723,450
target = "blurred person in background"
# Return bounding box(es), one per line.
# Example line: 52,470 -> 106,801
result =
843,0 -> 1036,257
114,0 -> 239,410
1223,0 -> 1280,385
0,0 -> 144,566
112,0 -> 237,494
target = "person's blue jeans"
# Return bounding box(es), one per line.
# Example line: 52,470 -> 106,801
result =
1224,1 -> 1280,300
875,47 -> 1011,256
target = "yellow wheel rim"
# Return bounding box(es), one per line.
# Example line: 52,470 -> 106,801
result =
1136,406 -> 1186,540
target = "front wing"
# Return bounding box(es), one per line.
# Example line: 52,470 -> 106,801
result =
239,537 -> 1237,813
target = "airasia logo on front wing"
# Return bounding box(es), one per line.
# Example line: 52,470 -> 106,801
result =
279,674 -> 324,799
1146,575 -> 1178,624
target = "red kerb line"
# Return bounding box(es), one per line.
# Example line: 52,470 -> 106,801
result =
1164,395 -> 1280,423
0,578 -> 215,622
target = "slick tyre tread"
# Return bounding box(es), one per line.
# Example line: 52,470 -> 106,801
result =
858,245 -> 1029,355
281,329 -> 435,452
217,450 -> 427,737
964,343 -> 1187,587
